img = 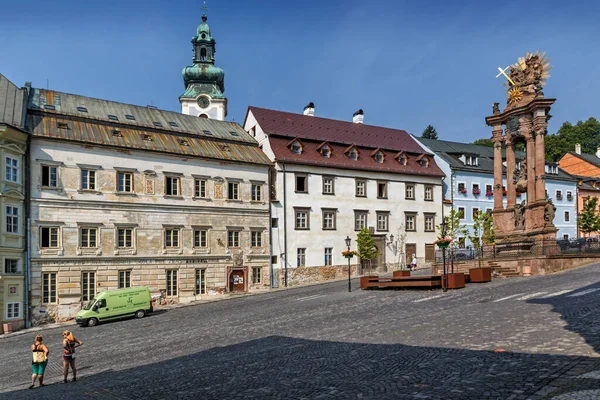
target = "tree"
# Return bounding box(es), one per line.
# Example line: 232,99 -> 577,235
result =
394,224 -> 408,270
545,117 -> 600,162
421,125 -> 438,140
437,209 -> 468,265
356,228 -> 378,276
471,138 -> 493,147
467,211 -> 495,267
579,197 -> 600,237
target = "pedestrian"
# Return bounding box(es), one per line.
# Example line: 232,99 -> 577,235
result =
411,254 -> 417,271
30,335 -> 49,389
62,330 -> 83,383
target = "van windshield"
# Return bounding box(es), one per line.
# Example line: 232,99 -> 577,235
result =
82,300 -> 96,310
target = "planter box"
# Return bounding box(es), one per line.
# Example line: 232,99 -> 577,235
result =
468,267 -> 492,283
393,270 -> 411,278
445,273 -> 465,289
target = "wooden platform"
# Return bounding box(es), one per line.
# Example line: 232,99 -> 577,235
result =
360,275 -> 442,289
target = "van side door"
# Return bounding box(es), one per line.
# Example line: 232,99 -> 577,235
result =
95,298 -> 109,320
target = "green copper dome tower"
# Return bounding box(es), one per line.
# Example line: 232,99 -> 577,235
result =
180,12 -> 227,120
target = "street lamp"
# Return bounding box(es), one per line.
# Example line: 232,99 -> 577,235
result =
345,236 -> 352,292
387,234 -> 395,245
440,220 -> 448,292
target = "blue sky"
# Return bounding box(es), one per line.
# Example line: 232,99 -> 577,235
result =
1,0 -> 599,142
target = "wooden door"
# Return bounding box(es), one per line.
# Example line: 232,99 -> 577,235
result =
406,243 -> 417,266
229,270 -> 246,292
425,244 -> 435,262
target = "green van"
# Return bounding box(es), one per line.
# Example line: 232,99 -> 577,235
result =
76,286 -> 153,327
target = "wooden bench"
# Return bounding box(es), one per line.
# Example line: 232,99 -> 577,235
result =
360,275 -> 442,290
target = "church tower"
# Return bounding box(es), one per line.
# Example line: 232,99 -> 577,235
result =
180,12 -> 227,120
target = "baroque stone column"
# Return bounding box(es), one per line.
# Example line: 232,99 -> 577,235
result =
533,110 -> 548,202
521,118 -> 536,206
491,127 -> 504,211
505,139 -> 517,208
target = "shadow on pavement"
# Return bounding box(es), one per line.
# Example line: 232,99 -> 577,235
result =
5,334 -> 600,399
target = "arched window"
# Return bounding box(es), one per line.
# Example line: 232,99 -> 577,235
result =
199,114 -> 208,118
200,48 -> 207,60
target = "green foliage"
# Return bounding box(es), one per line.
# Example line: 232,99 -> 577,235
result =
437,209 -> 468,245
421,125 -> 438,140
471,138 -> 493,147
579,197 -> 600,236
545,117 -> 600,162
468,211 -> 495,249
356,228 -> 378,275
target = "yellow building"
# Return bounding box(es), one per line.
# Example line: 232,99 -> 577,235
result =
0,74 -> 27,333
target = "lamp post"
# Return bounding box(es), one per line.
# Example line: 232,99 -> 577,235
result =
345,236 -> 352,292
440,220 -> 448,292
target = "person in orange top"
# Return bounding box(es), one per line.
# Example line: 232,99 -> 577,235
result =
30,335 -> 49,389
62,330 -> 83,383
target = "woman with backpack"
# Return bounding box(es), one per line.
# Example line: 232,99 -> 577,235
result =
30,335 -> 49,389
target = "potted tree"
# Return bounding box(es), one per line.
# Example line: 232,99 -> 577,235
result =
467,211 -> 495,282
356,228 -> 378,277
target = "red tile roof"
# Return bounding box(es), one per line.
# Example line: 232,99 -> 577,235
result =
247,107 -> 445,177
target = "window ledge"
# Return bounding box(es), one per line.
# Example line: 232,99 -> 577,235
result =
322,192 -> 335,196
39,249 -> 63,256
164,195 -> 184,200
114,192 -> 137,197
3,180 -> 21,187
40,186 -> 61,191
191,248 -> 211,254
162,248 -> 183,255
377,197 -> 388,200
114,249 -> 137,256
77,189 -> 101,194
226,199 -> 243,203
192,197 -> 211,201
4,233 -> 22,238
76,248 -> 102,256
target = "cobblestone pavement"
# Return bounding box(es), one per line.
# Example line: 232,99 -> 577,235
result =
3,264 -> 600,399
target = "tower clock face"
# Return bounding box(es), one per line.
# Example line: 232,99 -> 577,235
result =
197,96 -> 211,109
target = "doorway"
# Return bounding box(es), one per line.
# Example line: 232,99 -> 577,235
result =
229,269 -> 246,292
406,243 -> 417,267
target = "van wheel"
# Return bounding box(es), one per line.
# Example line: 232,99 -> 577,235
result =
87,318 -> 98,327
135,310 -> 146,319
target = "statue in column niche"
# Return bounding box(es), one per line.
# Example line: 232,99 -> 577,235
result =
515,159 -> 527,193
514,200 -> 526,230
544,200 -> 556,226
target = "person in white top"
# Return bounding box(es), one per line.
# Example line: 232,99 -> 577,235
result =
411,254 -> 417,271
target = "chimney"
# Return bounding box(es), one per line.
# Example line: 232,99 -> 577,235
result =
575,143 -> 581,155
596,147 -> 600,158
303,102 -> 315,116
353,109 -> 364,124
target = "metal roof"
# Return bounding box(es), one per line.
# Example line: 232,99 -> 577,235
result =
28,88 -> 255,144
0,74 -> 26,128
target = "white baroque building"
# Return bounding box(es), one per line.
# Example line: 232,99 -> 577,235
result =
244,104 -> 445,285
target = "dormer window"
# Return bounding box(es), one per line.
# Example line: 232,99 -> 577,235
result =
290,140 -> 302,155
464,155 -> 478,166
374,151 -> 384,164
416,155 -> 430,168
321,145 -> 331,158
348,148 -> 358,160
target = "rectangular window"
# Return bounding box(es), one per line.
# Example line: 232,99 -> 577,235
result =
6,206 -> 19,234
81,169 -> 96,190
472,208 -> 479,220
556,190 -> 563,200
166,270 -> 178,296
322,176 -> 334,194
194,230 -> 208,248
405,214 -> 416,232
165,176 -> 180,196
41,165 -> 57,187
6,302 -> 21,319
295,208 -> 310,230
165,229 -> 180,248
228,231 -> 240,247
117,228 -> 133,248
457,207 -> 465,220
405,184 -> 415,200
567,191 -> 573,201
377,212 -> 389,231
377,181 -> 388,199
564,211 -> 570,222
355,211 -> 368,231
194,179 -> 207,198
563,234 -> 569,240
295,174 -> 307,193
81,271 -> 96,301
252,267 -> 262,284
117,172 -> 133,192
42,272 -> 57,303
251,231 -> 262,247
40,227 -> 59,248
228,181 -> 240,200
80,227 -> 98,248
424,214 -> 435,232
324,247 -> 333,266
251,184 -> 262,201
5,157 -> 19,183
297,248 -> 306,267
486,184 -> 493,195
424,185 -> 433,201
322,209 -> 336,230
4,259 -> 19,274
195,269 -> 206,295
458,182 -> 466,193
472,183 -> 480,195
355,179 -> 366,197
271,218 -> 279,228
118,270 -> 131,288
271,255 -> 278,264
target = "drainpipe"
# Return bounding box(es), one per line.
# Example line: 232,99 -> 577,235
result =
450,171 -> 455,273
282,163 -> 288,287
24,134 -> 31,328
268,166 -> 274,288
